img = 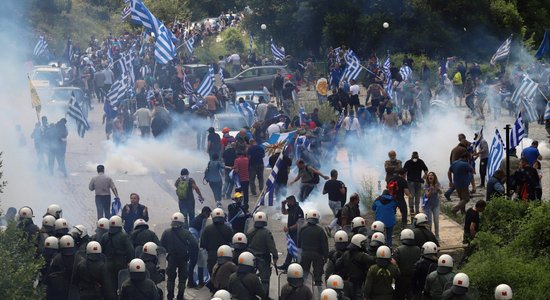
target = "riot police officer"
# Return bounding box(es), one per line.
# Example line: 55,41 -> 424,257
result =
200,208 -> 233,276
232,232 -> 248,265
412,213 -> 439,247
227,251 -> 268,300
424,254 -> 456,299
140,242 -> 165,298
130,218 -> 160,249
441,273 -> 472,300
280,263 -> 313,300
394,229 -> 421,299
74,241 -> 116,300
247,211 -> 278,294
211,245 -> 238,291
412,241 -> 438,298
100,215 -> 134,293
298,209 -> 328,286
47,235 -> 84,300
324,230 -> 349,281
91,218 -> 109,241
119,258 -> 160,300
362,245 -> 400,299
54,218 -> 70,238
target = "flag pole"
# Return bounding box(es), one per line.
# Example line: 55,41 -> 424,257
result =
504,124 -> 511,197
504,34 -> 513,73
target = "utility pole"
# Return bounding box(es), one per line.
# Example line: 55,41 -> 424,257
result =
504,124 -> 511,197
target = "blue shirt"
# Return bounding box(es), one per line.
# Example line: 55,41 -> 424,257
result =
521,146 -> 540,166
449,159 -> 472,189
247,145 -> 265,166
372,195 -> 398,228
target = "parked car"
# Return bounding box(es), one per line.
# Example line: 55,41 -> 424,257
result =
37,87 -> 89,121
224,65 -> 291,95
234,90 -> 270,106
30,66 -> 66,87
182,64 -> 209,85
213,113 -> 248,138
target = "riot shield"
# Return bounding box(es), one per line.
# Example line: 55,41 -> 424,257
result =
117,269 -> 130,295
157,246 -> 167,269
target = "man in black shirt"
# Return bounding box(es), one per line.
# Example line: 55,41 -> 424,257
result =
323,169 -> 347,235
222,142 -> 237,199
388,168 -> 412,228
188,206 -> 211,288
460,200 -> 486,268
512,158 -> 539,201
403,152 -> 428,215
278,195 -> 304,270
207,127 -> 222,160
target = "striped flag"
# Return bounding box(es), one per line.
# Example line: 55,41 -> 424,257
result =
106,75 -> 130,108
258,145 -> 288,207
120,4 -> 132,20
383,53 -> 393,98
238,101 -> 255,126
487,129 -> 505,181
400,65 -> 412,82
218,67 -> 225,84
472,127 -> 484,149
521,96 -> 539,123
185,36 -> 195,54
490,35 -> 513,65
155,24 -> 176,64
182,72 -> 194,95
249,33 -> 253,55
509,112 -> 525,149
510,76 -> 538,106
544,101 -> 550,121
33,36 -> 48,57
271,38 -> 285,61
111,197 -> 122,216
67,93 -> 90,138
298,106 -> 306,125
196,65 -> 215,97
286,233 -> 299,259
342,49 -> 362,81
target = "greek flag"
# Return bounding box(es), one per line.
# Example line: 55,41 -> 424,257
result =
121,4 -> 132,20
258,145 -> 288,207
286,233 -> 299,259
509,112 -> 525,149
113,51 -> 136,84
490,35 -> 512,65
218,67 -> 225,84
238,101 -> 255,126
400,65 -> 412,81
196,65 -> 215,97
487,129 -> 505,181
298,106 -> 306,125
67,94 -> 90,138
521,96 -> 539,123
342,49 -> 362,81
544,101 -> 550,120
139,64 -> 151,79
510,76 -> 538,106
155,24 -> 176,64
107,47 -> 114,68
33,36 -> 48,57
472,127 -> 483,149
106,76 -> 129,108
271,38 -> 285,61
383,54 -> 393,98
535,30 -> 550,60
190,95 -> 206,111
111,197 -> 122,216
182,72 -> 194,95
185,36 -> 195,54
229,170 -> 241,189
249,33 -> 253,54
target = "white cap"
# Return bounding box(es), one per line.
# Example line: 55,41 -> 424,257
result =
421,241 -> 438,255
129,258 -> 146,273
44,236 -> 59,249
376,245 -> 392,259
217,245 -> 233,258
326,274 -> 344,290
172,212 -> 185,223
18,207 -> 33,219
287,263 -> 304,279
371,232 -> 386,244
237,251 -> 255,267
415,213 -> 428,224
334,230 -> 349,243
232,232 -> 247,244
453,273 -> 470,288
351,217 -> 366,229
42,215 -> 56,227
253,211 -> 267,223
400,229 -> 414,241
211,208 -> 226,220
54,218 -> 69,230
212,289 -> 231,300
109,215 -> 123,227
438,254 -> 454,267
494,284 -> 513,300
71,225 -> 88,238
350,234 -> 366,247
97,218 -> 110,230
143,242 -> 158,256
133,219 -> 148,230
371,220 -> 385,233
86,241 -> 102,254
59,235 -> 75,249
46,204 -> 62,218
305,209 -> 320,220
320,288 -> 338,300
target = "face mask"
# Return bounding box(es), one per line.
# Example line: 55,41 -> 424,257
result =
413,158 -> 418,162
182,175 -> 189,180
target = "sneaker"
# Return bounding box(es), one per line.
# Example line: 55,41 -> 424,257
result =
324,226 -> 332,237
444,194 -> 451,201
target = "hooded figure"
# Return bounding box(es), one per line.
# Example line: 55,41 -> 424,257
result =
280,263 -> 313,300
74,241 -> 116,300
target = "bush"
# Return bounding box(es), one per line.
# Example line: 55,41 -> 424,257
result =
479,197 -> 530,245
222,28 -> 245,54
511,202 -> 550,257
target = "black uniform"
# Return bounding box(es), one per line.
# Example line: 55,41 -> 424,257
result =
228,271 -> 268,300
247,226 -> 278,293
161,225 -> 198,299
412,225 -> 439,248
100,229 -> 135,293
46,252 -> 85,300
200,222 -> 233,274
336,247 -> 376,299
119,276 -> 160,300
74,254 -> 116,300
130,226 -> 160,249
280,282 -> 313,300
412,256 -> 437,298
394,243 -> 421,299
297,223 -> 328,285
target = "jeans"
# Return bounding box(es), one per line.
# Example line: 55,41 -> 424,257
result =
299,184 -> 315,202
223,168 -> 234,198
451,187 -> 470,214
385,226 -> 394,247
95,195 -> 111,220
248,164 -> 264,195
328,200 -> 342,230
209,181 -> 223,204
48,149 -> 67,176
240,181 -> 249,209
465,95 -> 475,114
424,197 -> 440,238
317,93 -> 327,105
196,131 -> 205,150
397,199 -> 408,226
178,199 -> 195,226
187,249 -> 204,286
407,181 -> 422,213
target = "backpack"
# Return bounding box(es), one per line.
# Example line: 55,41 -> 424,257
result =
387,179 -> 399,198
305,165 -> 320,184
176,178 -> 190,199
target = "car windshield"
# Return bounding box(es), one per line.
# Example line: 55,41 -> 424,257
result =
33,70 -> 61,83
50,89 -> 83,102
217,115 -> 247,130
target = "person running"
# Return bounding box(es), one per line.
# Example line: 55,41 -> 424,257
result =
290,159 -> 329,202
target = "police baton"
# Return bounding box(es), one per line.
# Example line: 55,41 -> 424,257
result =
272,257 -> 279,276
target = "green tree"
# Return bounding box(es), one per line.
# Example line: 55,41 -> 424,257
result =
222,28 -> 245,54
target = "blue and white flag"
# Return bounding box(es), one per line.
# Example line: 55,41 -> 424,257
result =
286,233 -> 299,259
472,127 -> 483,149
185,36 -> 195,54
383,53 -> 392,98
218,67 -> 225,84
67,94 -> 90,138
544,101 -> 550,121
258,145 -> 288,207
155,24 -> 176,64
400,65 -> 412,81
190,95 -> 206,111
535,30 -> 550,60
490,35 -> 512,65
509,112 -> 525,149
249,33 -> 253,54
271,38 -> 285,61
267,131 -> 296,145
121,4 -> 132,20
196,65 -> 215,97
521,96 -> 539,123
487,129 -> 505,181
33,36 -> 48,57
111,197 -> 122,216
342,49 -> 362,81
182,72 -> 194,95
107,47 -> 114,68
238,101 -> 255,126
229,170 -> 241,189
334,47 -> 341,57
106,75 -> 130,108
510,76 -> 538,106
298,106 -> 306,125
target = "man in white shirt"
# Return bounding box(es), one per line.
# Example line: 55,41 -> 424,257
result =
342,111 -> 361,162
349,79 -> 360,112
267,122 -> 285,138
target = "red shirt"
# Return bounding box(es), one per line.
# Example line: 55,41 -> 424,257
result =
234,156 -> 250,182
